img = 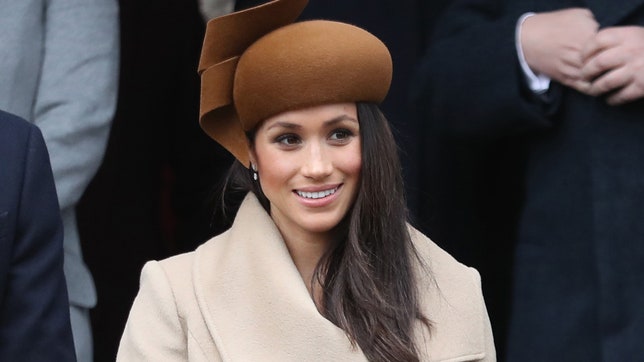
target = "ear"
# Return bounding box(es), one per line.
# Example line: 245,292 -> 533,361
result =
248,148 -> 258,169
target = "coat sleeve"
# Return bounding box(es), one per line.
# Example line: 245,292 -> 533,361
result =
0,124 -> 76,361
33,0 -> 119,212
410,0 -> 562,141
117,261 -> 188,361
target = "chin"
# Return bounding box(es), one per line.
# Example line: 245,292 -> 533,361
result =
299,216 -> 344,234
301,223 -> 337,234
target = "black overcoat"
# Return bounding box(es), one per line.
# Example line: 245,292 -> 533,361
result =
414,0 -> 644,360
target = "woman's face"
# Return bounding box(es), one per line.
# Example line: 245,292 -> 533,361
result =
250,103 -> 361,239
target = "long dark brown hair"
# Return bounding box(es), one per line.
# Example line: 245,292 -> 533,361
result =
220,102 -> 430,361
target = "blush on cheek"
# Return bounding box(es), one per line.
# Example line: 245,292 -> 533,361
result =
343,146 -> 362,176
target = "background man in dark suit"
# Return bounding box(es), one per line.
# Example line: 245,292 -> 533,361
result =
0,110 -> 76,361
414,1 -> 644,360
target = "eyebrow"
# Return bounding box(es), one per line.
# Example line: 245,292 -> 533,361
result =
266,114 -> 358,131
325,115 -> 359,126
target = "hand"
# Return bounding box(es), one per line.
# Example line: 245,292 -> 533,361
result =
521,8 -> 598,92
580,26 -> 644,105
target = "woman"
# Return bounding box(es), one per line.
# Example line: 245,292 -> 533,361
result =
117,0 -> 495,361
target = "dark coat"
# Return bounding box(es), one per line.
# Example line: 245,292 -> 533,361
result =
0,110 -> 76,361
414,1 -> 644,361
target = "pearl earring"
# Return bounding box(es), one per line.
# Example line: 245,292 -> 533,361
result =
251,164 -> 258,181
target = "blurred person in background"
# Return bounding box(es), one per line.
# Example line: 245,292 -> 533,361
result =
0,0 -> 120,360
414,1 -> 644,360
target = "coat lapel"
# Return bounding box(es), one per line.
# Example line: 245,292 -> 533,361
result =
193,194 -> 367,361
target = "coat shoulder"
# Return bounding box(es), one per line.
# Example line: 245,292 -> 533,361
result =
410,225 -> 484,312
157,249 -> 197,277
409,225 -> 480,287
120,242 -> 225,361
408,226 -> 495,361
156,227 -> 232,277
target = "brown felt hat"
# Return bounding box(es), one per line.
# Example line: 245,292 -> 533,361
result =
198,0 -> 392,166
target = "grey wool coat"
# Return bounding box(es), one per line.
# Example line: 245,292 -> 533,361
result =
118,194 -> 496,361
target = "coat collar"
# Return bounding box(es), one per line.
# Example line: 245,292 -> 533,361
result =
192,193 -> 488,361
193,194 -> 367,361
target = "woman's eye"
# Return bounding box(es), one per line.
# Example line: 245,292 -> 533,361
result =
275,134 -> 301,146
329,129 -> 353,141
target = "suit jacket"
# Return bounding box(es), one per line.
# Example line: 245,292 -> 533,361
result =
414,1 -> 644,360
0,0 -> 119,313
0,110 -> 76,361
117,194 -> 495,361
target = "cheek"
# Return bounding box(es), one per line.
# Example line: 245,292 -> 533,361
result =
339,143 -> 362,180
347,156 -> 362,178
256,150 -> 297,188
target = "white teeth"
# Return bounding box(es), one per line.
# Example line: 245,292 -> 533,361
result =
296,187 -> 337,199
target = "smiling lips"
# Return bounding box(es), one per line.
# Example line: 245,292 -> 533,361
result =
295,185 -> 340,199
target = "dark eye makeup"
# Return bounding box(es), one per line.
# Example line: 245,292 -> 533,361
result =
274,133 -> 301,146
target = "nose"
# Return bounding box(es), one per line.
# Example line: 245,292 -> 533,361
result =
301,141 -> 333,180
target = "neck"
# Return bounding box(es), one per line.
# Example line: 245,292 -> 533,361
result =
283,231 -> 327,283
280,228 -> 336,310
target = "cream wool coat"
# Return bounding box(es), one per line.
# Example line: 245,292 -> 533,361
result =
118,194 -> 495,361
